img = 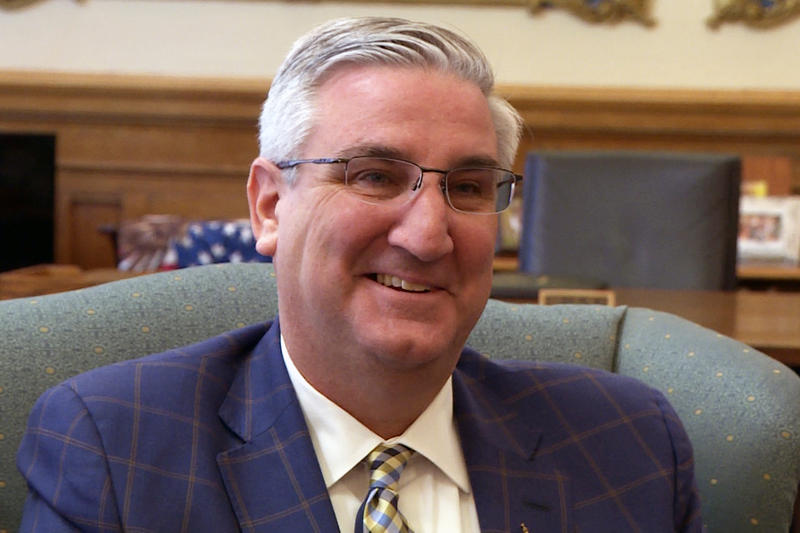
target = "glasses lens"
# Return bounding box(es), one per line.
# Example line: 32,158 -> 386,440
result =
344,157 -> 418,204
445,169 -> 515,214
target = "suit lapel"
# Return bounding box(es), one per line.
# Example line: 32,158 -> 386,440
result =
454,350 -> 573,533
216,319 -> 339,532
213,325 -> 573,532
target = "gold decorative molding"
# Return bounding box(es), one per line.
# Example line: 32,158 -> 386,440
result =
526,0 -> 655,26
0,0 -> 42,8
708,0 -> 800,28
283,0 -> 655,26
0,0 -> 653,25
1,0 -> 82,9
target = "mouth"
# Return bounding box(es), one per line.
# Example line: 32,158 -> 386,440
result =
371,273 -> 432,293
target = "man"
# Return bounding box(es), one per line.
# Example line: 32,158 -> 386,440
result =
18,17 -> 702,532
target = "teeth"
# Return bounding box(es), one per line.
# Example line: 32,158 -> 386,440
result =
401,279 -> 429,292
376,274 -> 430,292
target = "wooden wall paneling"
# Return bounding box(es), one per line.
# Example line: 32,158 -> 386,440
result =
504,86 -> 800,193
742,155 -> 793,195
55,122 -> 257,171
4,72 -> 800,270
0,72 -> 264,268
60,188 -> 122,268
56,167 -> 251,267
58,166 -> 251,219
137,172 -> 250,220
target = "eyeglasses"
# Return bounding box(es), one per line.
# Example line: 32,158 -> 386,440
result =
275,156 -> 522,215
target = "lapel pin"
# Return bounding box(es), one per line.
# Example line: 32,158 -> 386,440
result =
521,523 -> 530,533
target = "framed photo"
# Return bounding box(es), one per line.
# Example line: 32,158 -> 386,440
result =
497,194 -> 524,252
738,196 -> 800,263
538,288 -> 616,306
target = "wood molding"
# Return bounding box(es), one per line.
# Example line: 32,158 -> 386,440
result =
501,84 -> 800,137
4,71 -> 800,133
2,70 -> 800,268
3,70 -> 800,148
0,70 -> 265,126
496,84 -> 800,189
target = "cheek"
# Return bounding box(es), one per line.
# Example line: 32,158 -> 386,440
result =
457,219 -> 498,267
281,196 -> 387,270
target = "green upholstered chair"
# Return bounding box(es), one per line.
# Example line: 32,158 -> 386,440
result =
1,263 -> 798,532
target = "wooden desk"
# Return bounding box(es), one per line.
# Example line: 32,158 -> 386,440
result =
499,286 -> 800,366
495,256 -> 800,285
601,288 -> 800,367
492,260 -> 800,365
737,261 -> 800,291
0,264 -> 144,300
738,262 -> 800,281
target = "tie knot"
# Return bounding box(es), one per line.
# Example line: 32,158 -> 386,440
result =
367,444 -> 414,491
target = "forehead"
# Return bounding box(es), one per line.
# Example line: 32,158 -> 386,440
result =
305,65 -> 499,165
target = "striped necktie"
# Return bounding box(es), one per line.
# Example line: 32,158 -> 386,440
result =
355,443 -> 415,533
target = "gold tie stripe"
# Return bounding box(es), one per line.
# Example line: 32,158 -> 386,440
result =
357,443 -> 415,533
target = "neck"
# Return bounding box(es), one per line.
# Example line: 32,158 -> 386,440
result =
282,332 -> 458,439
337,371 -> 448,439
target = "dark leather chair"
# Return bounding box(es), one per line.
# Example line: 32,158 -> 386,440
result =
514,150 -> 741,290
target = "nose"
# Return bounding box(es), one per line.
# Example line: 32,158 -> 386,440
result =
386,175 -> 454,262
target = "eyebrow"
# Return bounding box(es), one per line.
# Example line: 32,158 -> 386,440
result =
336,144 -> 502,169
336,144 -> 405,160
453,155 -> 503,169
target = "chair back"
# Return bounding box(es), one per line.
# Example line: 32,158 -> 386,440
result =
518,150 -> 741,289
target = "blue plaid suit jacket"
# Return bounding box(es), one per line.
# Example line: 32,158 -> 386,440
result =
18,318 -> 702,532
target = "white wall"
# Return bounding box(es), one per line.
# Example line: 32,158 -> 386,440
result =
0,0 -> 797,90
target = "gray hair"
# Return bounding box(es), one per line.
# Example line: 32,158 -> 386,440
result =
258,17 -> 523,177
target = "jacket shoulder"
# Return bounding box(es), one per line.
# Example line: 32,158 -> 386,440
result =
61,321 -> 271,400
458,348 -> 663,405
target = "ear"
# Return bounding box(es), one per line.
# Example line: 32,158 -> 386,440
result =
247,157 -> 284,257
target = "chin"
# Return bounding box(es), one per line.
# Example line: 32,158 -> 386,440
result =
359,327 -> 465,372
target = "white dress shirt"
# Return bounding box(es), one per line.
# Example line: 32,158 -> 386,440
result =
281,336 -> 481,532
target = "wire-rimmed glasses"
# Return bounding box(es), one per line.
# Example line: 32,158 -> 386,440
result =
275,156 -> 522,215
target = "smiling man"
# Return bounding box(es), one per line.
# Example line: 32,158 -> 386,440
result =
249,63 -> 501,440
18,17 -> 702,532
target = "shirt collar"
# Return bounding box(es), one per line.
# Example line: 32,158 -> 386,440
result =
280,335 -> 471,493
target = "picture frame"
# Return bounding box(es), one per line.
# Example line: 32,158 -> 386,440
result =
497,194 -> 524,253
738,196 -> 800,264
538,288 -> 617,306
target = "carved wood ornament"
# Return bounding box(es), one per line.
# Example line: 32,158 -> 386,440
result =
0,0 -> 82,9
708,0 -> 800,28
312,0 -> 656,26
0,0 -> 653,26
526,0 -> 655,26
0,0 -> 42,8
